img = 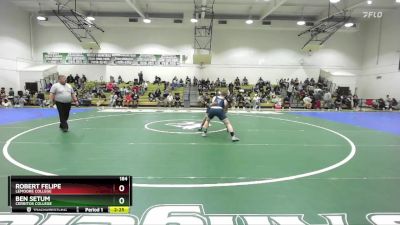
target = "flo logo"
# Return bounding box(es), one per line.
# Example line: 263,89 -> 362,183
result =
165,121 -> 201,130
0,205 -> 399,225
363,11 -> 383,18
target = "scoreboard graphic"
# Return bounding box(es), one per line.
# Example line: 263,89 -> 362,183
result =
8,176 -> 132,213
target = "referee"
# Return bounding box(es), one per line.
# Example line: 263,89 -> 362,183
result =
49,75 -> 79,132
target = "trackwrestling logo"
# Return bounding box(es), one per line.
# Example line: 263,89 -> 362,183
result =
0,204 -> 398,225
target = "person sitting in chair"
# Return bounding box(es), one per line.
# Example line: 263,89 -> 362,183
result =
242,77 -> 249,86
174,93 -> 181,107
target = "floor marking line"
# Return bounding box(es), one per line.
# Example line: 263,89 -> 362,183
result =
2,112 -> 357,188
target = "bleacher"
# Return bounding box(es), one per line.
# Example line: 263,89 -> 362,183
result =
6,76 -> 398,110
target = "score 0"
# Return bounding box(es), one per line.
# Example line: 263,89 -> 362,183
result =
115,176 -> 130,206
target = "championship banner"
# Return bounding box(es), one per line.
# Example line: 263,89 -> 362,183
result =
43,53 -> 181,66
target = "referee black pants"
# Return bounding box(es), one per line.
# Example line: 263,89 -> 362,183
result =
55,101 -> 71,129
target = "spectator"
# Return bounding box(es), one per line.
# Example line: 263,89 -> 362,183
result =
287,81 -> 294,100
227,93 -> 236,108
123,93 -> 133,107
174,93 -> 181,107
235,93 -> 244,109
15,95 -> 26,108
197,94 -> 204,107
374,98 -> 385,110
74,74 -> 80,85
243,94 -> 251,109
257,77 -> 264,85
67,74 -> 74,83
143,81 -> 148,92
322,91 -> 331,108
252,94 -> 261,111
228,82 -> 234,94
385,95 -> 392,110
221,78 -> 226,87
193,76 -> 198,86
303,95 -> 312,109
234,77 -> 240,86
46,83 -> 53,92
139,83 -> 145,96
110,92 -> 118,107
171,79 -> 178,90
138,71 -> 144,84
24,88 -> 30,97
80,92 -> 92,106
243,77 -> 249,86
118,75 -> 123,84
391,98 -> 398,110
148,92 -> 155,102
97,89 -> 106,99
314,97 -> 321,110
1,98 -> 12,108
335,96 -> 343,111
185,76 -> 191,85
353,95 -> 359,110
36,91 -> 45,107
163,81 -> 168,91
154,88 -> 161,100
310,78 -> 315,86
132,91 -> 139,107
2,98 -> 11,108
132,85 -> 140,94
8,88 -> 15,105
342,95 -> 352,109
273,96 -> 282,109
153,76 -> 161,85
215,78 -> 221,87
82,75 -> 87,83
106,82 -> 114,92
163,89 -> 169,99
116,93 -> 123,108
0,87 -> 6,101
166,93 -> 174,107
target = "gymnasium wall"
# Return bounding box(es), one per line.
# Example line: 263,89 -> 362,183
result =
357,8 -> 400,99
32,20 -> 364,85
2,1 -> 398,99
0,0 -> 33,91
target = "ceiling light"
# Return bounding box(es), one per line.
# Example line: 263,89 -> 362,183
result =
143,18 -> 151,24
190,18 -> 198,23
344,22 -> 354,27
86,16 -> 95,21
396,0 -> 400,3
297,20 -> 306,26
36,16 -> 48,21
245,19 -> 254,25
330,0 -> 341,3
367,0 -> 372,4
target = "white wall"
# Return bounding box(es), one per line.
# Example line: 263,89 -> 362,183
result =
57,65 -> 108,82
33,22 -> 365,85
0,0 -> 33,91
5,1 -> 398,97
357,9 -> 400,99
19,66 -> 58,91
320,69 -> 357,94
